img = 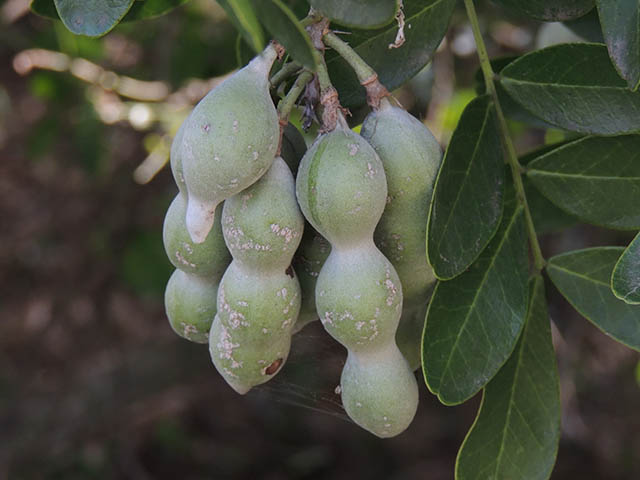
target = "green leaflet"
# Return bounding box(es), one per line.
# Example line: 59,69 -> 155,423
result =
500,43 -> 640,135
308,0 -> 398,29
455,276 -> 561,480
596,0 -> 640,90
53,0 -> 134,37
527,135 -> 640,230
547,247 -> 640,351
427,95 -> 504,280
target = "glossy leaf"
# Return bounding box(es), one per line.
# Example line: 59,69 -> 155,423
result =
547,247 -> 640,351
427,95 -> 505,280
500,43 -> 640,135
326,0 -> 456,107
456,276 -> 560,480
527,135 -> 640,230
309,0 -> 398,29
612,232 -> 640,304
217,0 -> 266,54
596,0 -> 640,90
51,0 -> 134,36
422,188 -> 529,405
491,0 -> 595,21
251,0 -> 316,70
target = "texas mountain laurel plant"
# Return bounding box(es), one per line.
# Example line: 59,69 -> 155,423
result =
42,0 -> 640,477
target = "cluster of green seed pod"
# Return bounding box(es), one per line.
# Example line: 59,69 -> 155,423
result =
161,40 -> 443,438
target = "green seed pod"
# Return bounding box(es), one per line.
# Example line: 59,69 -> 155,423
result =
341,345 -> 419,438
292,225 -> 331,333
209,263 -> 298,394
361,97 -> 442,308
209,157 -> 304,394
163,194 -> 231,277
164,269 -> 219,343
296,124 -> 387,247
181,46 -> 280,243
296,119 -> 418,438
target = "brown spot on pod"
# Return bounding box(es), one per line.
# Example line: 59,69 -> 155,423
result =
203,123 -> 211,133
264,358 -> 283,375
285,264 -> 295,278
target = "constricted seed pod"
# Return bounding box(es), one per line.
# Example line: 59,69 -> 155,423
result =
209,157 -> 304,394
296,118 -> 418,438
180,45 -> 280,243
163,194 -> 231,343
361,98 -> 442,369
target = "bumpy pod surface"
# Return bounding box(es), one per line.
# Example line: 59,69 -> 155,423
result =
361,98 -> 442,307
209,157 -> 304,394
180,46 -> 280,243
296,124 -> 419,438
292,226 -> 331,333
163,194 -> 230,343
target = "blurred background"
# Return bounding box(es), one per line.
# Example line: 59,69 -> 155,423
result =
0,1 -> 638,478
